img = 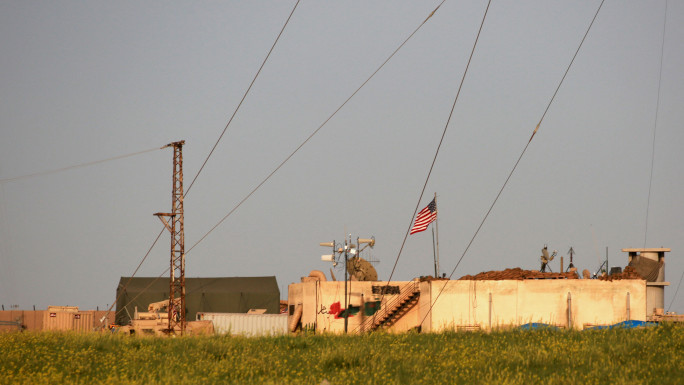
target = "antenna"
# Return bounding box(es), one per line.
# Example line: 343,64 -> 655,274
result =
346,257 -> 378,281
154,140 -> 186,335
567,247 -> 575,271
319,234 -> 376,333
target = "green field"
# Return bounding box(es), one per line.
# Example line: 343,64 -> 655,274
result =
1,325 -> 682,384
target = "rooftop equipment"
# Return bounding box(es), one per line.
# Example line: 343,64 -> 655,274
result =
623,248 -> 670,317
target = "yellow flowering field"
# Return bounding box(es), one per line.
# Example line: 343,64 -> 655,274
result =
0,325 -> 682,384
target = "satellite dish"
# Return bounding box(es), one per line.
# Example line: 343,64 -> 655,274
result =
346,256 -> 378,281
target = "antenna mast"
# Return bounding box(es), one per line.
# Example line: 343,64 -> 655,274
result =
154,140 -> 186,334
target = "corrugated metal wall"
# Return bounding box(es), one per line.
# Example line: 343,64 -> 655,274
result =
0,311 -> 44,331
197,313 -> 288,336
0,309 -> 113,332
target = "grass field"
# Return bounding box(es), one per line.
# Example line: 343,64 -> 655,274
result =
1,325 -> 682,384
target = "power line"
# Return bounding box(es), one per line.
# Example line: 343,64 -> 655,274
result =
102,1 -> 301,324
353,0 -> 491,334
667,267 -> 684,312
418,0 -> 606,328
100,227 -> 166,323
119,0 -> 450,322
185,0 -> 301,196
644,0 -> 669,248
0,147 -> 161,184
386,0 -> 490,285
185,0 -> 448,255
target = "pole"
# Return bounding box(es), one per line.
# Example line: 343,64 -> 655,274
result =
431,227 -> 438,277
344,238 -> 349,334
154,140 -> 186,335
434,193 -> 440,277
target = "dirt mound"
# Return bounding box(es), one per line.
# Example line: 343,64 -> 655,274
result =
459,268 -> 579,281
598,266 -> 643,281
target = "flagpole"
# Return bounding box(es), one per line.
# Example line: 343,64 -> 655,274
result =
435,192 -> 440,277
432,227 -> 438,277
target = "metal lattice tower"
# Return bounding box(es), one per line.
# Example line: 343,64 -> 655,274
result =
154,140 -> 186,334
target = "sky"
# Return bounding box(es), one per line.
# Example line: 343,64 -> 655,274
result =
1,0 -> 683,314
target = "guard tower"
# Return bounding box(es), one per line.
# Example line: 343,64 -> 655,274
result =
623,248 -> 670,317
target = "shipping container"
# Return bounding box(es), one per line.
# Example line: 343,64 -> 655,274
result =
72,312 -> 94,332
2,309 -> 108,332
43,308 -> 97,332
43,311 -> 74,331
47,306 -> 79,313
197,313 -> 288,336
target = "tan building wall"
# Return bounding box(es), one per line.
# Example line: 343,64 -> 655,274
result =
289,278 -> 647,333
288,281 -> 414,333
421,279 -> 646,331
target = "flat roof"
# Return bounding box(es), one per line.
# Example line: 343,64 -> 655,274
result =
621,248 -> 671,252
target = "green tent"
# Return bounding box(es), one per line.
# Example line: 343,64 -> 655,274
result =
115,276 -> 280,325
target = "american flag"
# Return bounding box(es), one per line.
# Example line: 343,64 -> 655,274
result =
410,198 -> 437,234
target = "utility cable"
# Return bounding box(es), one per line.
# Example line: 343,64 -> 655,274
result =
0,144 -> 167,326
185,0 -> 301,196
100,228 -> 165,325
418,0 -> 606,329
644,0 -> 668,248
118,0 -> 449,324
0,147 -> 161,184
384,0 -> 490,286
354,0 -> 491,334
185,0 -> 447,255
103,1 -> 301,325
113,267 -> 170,323
667,267 -> 684,312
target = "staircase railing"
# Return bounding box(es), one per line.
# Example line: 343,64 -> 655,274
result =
358,281 -> 420,332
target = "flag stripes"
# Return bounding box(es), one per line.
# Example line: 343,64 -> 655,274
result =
410,198 -> 437,234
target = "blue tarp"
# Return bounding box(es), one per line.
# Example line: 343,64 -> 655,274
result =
583,320 -> 658,330
517,320 -> 658,331
518,323 -> 560,330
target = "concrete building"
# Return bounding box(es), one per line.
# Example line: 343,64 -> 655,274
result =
287,247 -> 668,334
288,277 -> 646,333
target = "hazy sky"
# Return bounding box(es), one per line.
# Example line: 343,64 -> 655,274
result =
1,1 -> 683,314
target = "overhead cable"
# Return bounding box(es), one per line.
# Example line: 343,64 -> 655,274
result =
186,0 -> 448,255
644,0 -> 669,248
185,0 -> 301,195
0,147 -> 161,184
384,0 -> 491,286
419,0 -> 606,328
102,0 -> 301,324
353,0 -> 492,334
667,267 -> 684,312
121,0 -> 450,322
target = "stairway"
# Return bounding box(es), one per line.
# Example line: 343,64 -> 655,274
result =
361,282 -> 421,332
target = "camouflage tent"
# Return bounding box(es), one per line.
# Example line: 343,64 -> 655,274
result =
115,276 -> 279,325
